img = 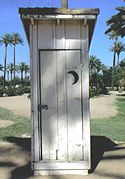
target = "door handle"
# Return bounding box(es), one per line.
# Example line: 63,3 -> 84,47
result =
38,104 -> 48,110
41,105 -> 48,110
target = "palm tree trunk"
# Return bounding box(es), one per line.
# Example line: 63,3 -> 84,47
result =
13,44 -> 16,87
10,71 -> 13,86
112,51 -> 116,90
3,45 -> 7,88
21,71 -> 23,86
117,53 -> 120,64
7,71 -> 9,81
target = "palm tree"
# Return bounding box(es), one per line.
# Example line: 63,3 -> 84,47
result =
111,41 -> 125,65
0,64 -> 3,77
115,42 -> 125,64
105,7 -> 125,37
89,55 -> 102,73
7,63 -> 14,86
19,62 -> 25,84
11,33 -> 23,86
24,64 -> 30,78
6,68 -> 10,81
89,55 -> 102,88
0,33 -> 11,88
110,42 -> 118,89
110,43 -> 117,67
119,59 -> 125,68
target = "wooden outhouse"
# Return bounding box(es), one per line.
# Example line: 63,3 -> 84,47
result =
19,7 -> 99,175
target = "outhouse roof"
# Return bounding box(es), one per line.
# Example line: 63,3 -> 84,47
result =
19,7 -> 100,43
19,7 -> 99,16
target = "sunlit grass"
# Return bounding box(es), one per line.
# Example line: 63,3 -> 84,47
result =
0,107 -> 30,140
91,96 -> 125,141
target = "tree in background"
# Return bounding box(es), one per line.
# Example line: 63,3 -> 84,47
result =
105,5 -> 125,37
106,3 -> 125,89
89,55 -> 102,88
7,63 -> 14,86
0,34 -> 11,88
119,59 -> 125,90
89,55 -> 110,97
11,33 -> 23,87
114,41 -> 125,64
19,62 -> 26,84
24,64 -> 30,79
0,64 -> 3,77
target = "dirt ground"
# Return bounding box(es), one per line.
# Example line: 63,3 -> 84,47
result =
90,91 -> 118,119
0,94 -> 31,117
0,92 -> 125,179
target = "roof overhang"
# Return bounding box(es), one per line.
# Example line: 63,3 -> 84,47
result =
19,8 -> 100,44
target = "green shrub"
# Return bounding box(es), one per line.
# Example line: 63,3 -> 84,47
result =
22,86 -> 30,93
0,88 -> 4,97
15,87 -> 23,95
5,87 -> 15,96
90,87 -> 96,98
90,87 -> 109,97
96,87 -> 109,95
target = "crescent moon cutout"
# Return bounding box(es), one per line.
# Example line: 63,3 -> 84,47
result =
67,71 -> 79,85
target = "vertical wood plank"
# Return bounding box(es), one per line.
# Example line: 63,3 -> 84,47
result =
65,21 -> 81,49
55,21 -> 65,49
32,22 -> 40,161
56,51 -> 67,161
81,24 -> 90,164
66,50 -> 82,161
30,23 -> 34,166
38,21 -> 54,49
40,51 -> 58,160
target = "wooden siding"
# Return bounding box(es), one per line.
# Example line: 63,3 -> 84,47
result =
38,20 -> 82,50
31,18 -> 90,173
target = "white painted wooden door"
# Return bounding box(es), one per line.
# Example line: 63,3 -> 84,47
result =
40,50 -> 83,161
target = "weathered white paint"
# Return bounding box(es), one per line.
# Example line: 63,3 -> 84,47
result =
66,50 -> 82,161
19,5 -> 99,176
34,169 -> 88,176
56,51 -> 67,161
40,51 -> 58,160
31,17 -> 91,175
38,21 -> 54,49
55,21 -> 65,49
65,21 -> 81,49
81,24 -> 91,165
34,161 -> 89,170
39,50 -> 84,161
22,14 -> 97,20
31,22 -> 40,162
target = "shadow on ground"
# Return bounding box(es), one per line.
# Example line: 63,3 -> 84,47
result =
0,136 -> 124,178
89,136 -> 117,173
4,137 -> 33,179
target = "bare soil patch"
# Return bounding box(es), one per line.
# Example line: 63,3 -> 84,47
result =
0,94 -> 31,117
90,92 -> 118,119
0,119 -> 14,128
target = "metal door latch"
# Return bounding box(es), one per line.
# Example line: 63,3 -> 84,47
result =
38,104 -> 48,111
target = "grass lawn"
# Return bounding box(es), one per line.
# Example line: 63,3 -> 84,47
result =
0,107 -> 30,141
91,95 -> 125,142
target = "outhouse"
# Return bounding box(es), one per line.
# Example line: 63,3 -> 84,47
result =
19,6 -> 99,175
